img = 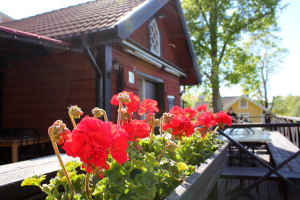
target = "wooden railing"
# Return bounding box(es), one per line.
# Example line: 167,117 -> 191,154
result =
272,115 -> 300,148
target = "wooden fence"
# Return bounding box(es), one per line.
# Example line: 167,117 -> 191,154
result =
273,115 -> 300,148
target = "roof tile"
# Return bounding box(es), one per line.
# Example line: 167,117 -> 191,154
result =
1,0 -> 148,38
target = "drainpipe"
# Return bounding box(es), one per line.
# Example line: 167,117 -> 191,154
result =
81,36 -> 103,108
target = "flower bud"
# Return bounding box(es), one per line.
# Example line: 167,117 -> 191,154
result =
68,105 -> 83,119
50,120 -> 70,145
92,107 -> 103,118
117,92 -> 131,104
162,113 -> 173,123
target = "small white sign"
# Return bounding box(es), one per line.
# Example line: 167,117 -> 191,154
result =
128,71 -> 135,84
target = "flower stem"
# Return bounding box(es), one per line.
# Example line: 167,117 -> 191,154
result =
117,102 -> 122,127
159,117 -> 163,137
157,145 -> 169,162
212,126 -> 219,135
85,173 -> 92,200
68,110 -> 77,128
48,127 -> 75,195
100,109 -> 108,122
149,122 -> 155,144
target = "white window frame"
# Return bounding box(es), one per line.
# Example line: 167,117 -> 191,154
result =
149,19 -> 161,56
239,99 -> 248,109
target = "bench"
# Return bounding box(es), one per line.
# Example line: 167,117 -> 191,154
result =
267,131 -> 300,174
221,166 -> 300,179
0,154 -> 76,200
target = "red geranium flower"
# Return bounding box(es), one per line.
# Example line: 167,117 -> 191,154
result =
169,106 -> 185,116
62,116 -> 129,174
111,91 -> 140,113
196,111 -> 216,130
215,111 -> 232,129
122,119 -> 151,141
184,107 -> 197,120
110,124 -> 129,164
138,99 -> 159,115
162,114 -> 195,138
197,104 -> 208,112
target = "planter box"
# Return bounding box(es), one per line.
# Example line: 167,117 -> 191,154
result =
0,154 -> 76,200
166,143 -> 229,200
0,143 -> 228,200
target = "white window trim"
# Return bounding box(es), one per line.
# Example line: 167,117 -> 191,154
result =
239,99 -> 248,109
149,19 -> 161,56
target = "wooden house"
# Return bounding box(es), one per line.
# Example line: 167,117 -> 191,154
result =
194,95 -> 272,123
0,0 -> 201,135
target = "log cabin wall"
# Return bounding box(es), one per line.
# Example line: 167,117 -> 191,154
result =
1,52 -> 96,135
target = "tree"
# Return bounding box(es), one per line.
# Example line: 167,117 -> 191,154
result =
181,0 -> 285,112
240,32 -> 288,108
271,95 -> 300,117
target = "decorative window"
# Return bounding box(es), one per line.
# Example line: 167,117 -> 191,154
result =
239,99 -> 248,109
149,19 -> 161,56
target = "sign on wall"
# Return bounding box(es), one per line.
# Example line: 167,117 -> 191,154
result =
128,71 -> 135,84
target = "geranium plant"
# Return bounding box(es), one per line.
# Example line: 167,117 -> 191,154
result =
21,91 -> 231,200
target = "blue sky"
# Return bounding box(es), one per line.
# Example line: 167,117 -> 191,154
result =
0,0 -> 299,98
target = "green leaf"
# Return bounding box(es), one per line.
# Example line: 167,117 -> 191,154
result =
21,174 -> 46,187
131,159 -> 147,171
145,152 -> 159,168
142,171 -> 159,190
133,185 -> 157,200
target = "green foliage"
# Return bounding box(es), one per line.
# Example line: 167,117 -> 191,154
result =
181,0 -> 284,111
272,95 -> 300,117
21,132 -> 222,199
239,32 -> 288,107
21,174 -> 46,187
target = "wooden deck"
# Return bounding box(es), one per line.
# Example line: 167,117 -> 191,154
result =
213,131 -> 300,200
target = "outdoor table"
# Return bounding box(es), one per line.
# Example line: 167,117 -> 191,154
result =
217,133 -> 271,143
217,132 -> 271,166
0,136 -> 50,163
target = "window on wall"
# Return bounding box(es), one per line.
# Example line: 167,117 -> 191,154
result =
136,70 -> 165,117
167,95 -> 175,111
239,99 -> 248,109
149,19 -> 161,56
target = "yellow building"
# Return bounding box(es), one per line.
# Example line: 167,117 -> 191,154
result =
194,95 -> 272,123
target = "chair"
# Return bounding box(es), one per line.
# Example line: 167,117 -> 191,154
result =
18,129 -> 40,161
0,128 -> 21,164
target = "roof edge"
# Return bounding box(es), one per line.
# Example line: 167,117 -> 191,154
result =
224,95 -> 271,113
173,0 -> 201,84
115,0 -> 169,40
0,25 -> 83,53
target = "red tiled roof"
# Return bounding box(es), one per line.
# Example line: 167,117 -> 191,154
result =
1,0 -> 148,38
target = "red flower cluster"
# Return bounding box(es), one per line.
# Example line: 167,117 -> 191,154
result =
215,111 -> 232,129
122,119 -> 151,141
196,111 -> 232,134
138,99 -> 159,116
184,107 -> 197,120
62,116 -> 129,175
197,104 -> 208,112
162,114 -> 195,138
111,91 -> 140,113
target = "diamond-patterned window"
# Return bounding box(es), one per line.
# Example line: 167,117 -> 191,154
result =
149,19 -> 161,56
